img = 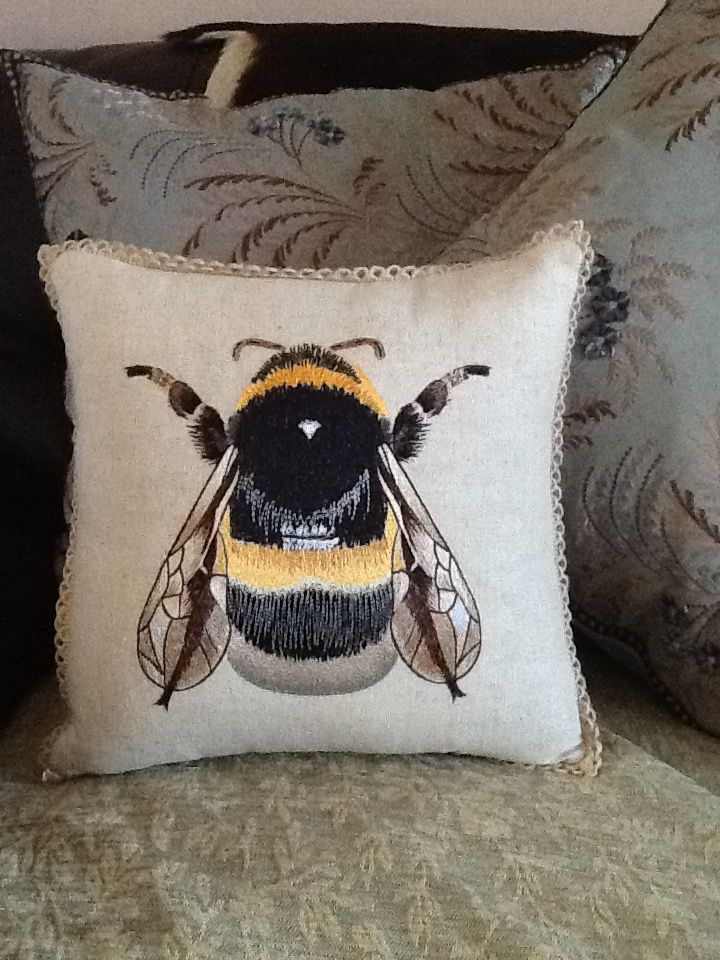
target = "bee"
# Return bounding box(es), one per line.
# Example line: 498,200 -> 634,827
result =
127,339 -> 489,707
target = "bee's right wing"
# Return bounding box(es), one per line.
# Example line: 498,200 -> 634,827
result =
378,444 -> 481,699
137,445 -> 239,707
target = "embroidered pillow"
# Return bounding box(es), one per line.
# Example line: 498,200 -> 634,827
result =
3,50 -> 623,270
438,0 -> 720,735
40,224 -> 598,777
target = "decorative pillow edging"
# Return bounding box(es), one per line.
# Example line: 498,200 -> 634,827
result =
38,220 -> 600,778
546,225 -> 600,777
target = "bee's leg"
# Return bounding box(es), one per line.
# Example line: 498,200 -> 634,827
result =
391,364 -> 489,462
126,365 -> 228,463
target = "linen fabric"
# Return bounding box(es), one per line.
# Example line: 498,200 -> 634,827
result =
40,224 -> 596,776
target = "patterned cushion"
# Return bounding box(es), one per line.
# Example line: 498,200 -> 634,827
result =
1,674 -> 720,960
439,0 -> 720,735
4,50 -> 623,269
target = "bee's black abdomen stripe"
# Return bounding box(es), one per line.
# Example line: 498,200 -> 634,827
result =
126,365 -> 228,463
226,581 -> 393,660
392,364 -> 490,462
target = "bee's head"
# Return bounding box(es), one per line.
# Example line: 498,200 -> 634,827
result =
226,339 -> 389,547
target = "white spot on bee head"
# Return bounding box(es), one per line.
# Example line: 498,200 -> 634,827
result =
298,419 -> 321,439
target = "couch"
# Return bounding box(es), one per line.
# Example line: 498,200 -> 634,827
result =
2,16 -> 720,960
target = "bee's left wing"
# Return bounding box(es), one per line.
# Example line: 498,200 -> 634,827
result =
138,445 -> 239,707
378,444 -> 481,699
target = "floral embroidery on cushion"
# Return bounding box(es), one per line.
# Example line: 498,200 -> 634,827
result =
576,254 -> 630,360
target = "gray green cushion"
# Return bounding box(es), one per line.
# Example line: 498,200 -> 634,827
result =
2,675 -> 720,959
439,0 -> 720,736
583,644 -> 720,794
4,49 -> 623,269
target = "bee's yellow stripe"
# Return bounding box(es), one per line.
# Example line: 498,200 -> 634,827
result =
216,511 -> 397,589
234,363 -> 386,417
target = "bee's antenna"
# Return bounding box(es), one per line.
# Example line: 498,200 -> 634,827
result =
329,338 -> 386,359
232,338 -> 286,360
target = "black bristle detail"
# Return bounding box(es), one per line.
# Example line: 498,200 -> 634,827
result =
189,407 -> 229,462
252,343 -> 360,383
226,582 -> 393,660
392,404 -> 428,462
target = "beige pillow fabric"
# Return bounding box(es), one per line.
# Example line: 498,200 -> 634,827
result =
41,223 -> 597,777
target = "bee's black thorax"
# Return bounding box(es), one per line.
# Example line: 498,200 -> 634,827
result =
227,382 -> 386,548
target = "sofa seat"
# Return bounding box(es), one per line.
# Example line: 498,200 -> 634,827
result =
1,646 -> 719,959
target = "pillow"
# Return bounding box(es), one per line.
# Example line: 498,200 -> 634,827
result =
50,25 -> 636,102
39,223 -> 598,777
5,50 -> 623,269
438,0 -> 720,735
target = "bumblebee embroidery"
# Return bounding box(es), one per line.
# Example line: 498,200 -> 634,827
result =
127,338 -> 489,706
